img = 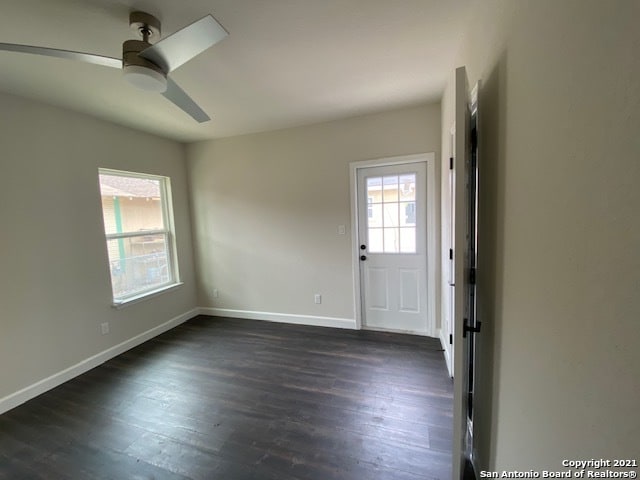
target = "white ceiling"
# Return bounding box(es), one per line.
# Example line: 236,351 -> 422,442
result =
0,0 -> 473,142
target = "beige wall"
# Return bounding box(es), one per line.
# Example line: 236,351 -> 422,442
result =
187,104 -> 440,324
441,0 -> 640,470
0,92 -> 197,402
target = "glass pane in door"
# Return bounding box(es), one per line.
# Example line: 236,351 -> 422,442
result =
366,173 -> 417,254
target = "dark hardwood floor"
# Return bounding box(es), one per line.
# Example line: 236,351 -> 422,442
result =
0,316 -> 453,480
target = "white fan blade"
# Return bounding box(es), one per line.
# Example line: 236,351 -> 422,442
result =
0,43 -> 121,69
139,15 -> 227,73
162,77 -> 210,123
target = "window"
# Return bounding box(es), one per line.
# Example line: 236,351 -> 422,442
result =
366,173 -> 417,253
98,169 -> 179,304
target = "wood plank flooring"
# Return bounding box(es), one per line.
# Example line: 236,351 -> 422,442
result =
0,316 -> 453,479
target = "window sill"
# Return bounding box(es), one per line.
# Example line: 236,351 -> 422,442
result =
112,282 -> 184,309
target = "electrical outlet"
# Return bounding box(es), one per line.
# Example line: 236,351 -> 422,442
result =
213,288 -> 219,298
100,322 -> 110,335
314,294 -> 322,304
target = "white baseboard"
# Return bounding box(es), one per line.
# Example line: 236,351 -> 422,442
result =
438,328 -> 453,377
0,308 -> 200,415
200,307 -> 357,330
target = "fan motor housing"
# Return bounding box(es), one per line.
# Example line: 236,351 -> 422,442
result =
122,39 -> 165,75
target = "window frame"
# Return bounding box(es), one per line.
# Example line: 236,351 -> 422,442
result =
98,168 -> 181,306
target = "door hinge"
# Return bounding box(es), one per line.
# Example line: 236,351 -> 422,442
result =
449,248 -> 453,260
449,333 -> 453,345
449,157 -> 454,170
463,319 -> 482,338
469,267 -> 476,285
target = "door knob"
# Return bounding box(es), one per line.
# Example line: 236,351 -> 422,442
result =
360,244 -> 366,250
360,255 -> 367,261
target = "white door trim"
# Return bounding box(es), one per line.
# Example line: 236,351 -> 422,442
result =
349,152 -> 437,336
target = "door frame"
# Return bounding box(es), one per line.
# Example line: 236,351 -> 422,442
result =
349,152 -> 437,336
441,123 -> 456,377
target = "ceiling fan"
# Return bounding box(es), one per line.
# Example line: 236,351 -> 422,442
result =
0,11 -> 228,123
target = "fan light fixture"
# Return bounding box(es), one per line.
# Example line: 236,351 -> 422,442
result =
123,64 -> 167,93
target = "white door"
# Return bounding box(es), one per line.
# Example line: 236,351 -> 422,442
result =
452,66 -> 482,479
356,161 -> 428,335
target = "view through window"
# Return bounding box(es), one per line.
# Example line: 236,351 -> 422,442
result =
98,169 -> 178,303
366,173 -> 417,253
